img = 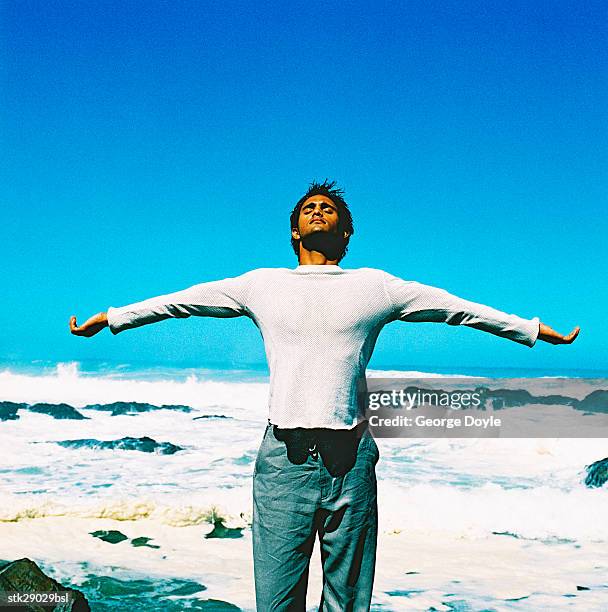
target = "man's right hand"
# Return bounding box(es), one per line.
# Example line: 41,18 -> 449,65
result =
538,322 -> 580,345
70,312 -> 109,337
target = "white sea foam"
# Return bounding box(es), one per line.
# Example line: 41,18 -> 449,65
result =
0,490 -> 252,527
1,477 -> 606,541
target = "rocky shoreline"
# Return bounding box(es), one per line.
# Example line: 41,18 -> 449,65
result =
0,558 -> 90,611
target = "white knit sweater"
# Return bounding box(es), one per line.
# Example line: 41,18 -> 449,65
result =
107,266 -> 540,428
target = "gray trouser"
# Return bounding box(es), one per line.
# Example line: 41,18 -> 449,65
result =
252,421 -> 380,612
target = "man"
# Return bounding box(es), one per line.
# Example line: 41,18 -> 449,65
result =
70,180 -> 579,611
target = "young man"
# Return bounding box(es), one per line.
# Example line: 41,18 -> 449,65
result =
70,180 -> 579,611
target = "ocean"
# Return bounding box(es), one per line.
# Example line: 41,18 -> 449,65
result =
1,361 -> 607,611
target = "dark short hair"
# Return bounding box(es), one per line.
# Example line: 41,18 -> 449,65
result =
290,179 -> 354,262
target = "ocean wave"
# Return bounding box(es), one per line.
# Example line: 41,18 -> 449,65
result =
367,369 -> 461,378
378,480 -> 608,541
0,363 -> 269,418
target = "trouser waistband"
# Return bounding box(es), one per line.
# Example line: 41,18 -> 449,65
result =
269,419 -> 369,442
268,419 -> 371,467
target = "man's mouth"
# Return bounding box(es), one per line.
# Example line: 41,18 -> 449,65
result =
310,219 -> 325,224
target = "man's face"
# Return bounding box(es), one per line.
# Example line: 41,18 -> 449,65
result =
292,194 -> 345,242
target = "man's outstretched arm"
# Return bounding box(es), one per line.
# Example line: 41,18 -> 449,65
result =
70,271 -> 255,338
382,272 -> 580,347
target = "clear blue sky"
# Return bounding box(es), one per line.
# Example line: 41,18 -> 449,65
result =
1,0 -> 606,373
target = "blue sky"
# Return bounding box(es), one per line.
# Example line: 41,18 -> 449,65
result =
1,0 -> 606,373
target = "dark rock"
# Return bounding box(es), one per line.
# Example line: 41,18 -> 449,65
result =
479,388 -> 536,409
0,401 -> 25,421
0,557 -> 90,610
476,388 -> 575,409
28,404 -> 88,420
89,530 -> 128,544
130,537 -> 160,549
492,530 -> 520,538
164,581 -> 207,596
83,402 -> 191,416
576,390 -> 608,414
204,519 -> 243,539
57,436 -> 183,454
584,457 -> 608,488
533,394 -> 577,406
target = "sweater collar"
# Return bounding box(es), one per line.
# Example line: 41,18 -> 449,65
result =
294,264 -> 343,274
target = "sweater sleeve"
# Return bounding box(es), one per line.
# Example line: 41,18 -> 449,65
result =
382,271 -> 540,348
106,271 -> 255,335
